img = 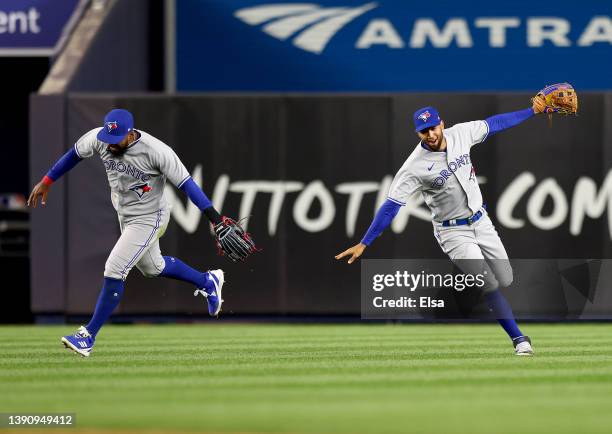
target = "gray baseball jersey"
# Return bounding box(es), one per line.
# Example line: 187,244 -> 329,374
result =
75,128 -> 190,280
388,121 -> 488,222
387,120 -> 511,288
75,128 -> 190,218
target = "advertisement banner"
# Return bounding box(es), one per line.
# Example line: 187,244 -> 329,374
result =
0,0 -> 87,56
30,93 -> 612,316
176,0 -> 612,91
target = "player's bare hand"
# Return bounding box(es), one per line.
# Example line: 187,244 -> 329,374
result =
27,181 -> 50,208
335,243 -> 366,264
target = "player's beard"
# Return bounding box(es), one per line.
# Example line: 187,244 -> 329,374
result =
107,144 -> 127,156
427,133 -> 443,150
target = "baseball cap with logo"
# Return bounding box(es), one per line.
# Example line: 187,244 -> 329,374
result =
413,106 -> 441,132
97,109 -> 134,144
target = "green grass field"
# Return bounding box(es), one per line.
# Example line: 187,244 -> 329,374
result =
1,323 -> 612,434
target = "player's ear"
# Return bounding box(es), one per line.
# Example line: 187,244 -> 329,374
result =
440,120 -> 445,130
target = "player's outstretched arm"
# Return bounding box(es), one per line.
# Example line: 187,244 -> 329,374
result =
484,107 -> 535,138
179,177 -> 222,224
335,199 -> 402,264
485,83 -> 578,138
27,147 -> 83,208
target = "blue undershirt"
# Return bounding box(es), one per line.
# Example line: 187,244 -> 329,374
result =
46,147 -> 82,181
179,177 -> 213,211
484,107 -> 534,137
361,199 -> 401,245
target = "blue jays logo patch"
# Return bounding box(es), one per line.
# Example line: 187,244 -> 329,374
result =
418,111 -> 431,122
106,121 -> 118,133
129,183 -> 152,198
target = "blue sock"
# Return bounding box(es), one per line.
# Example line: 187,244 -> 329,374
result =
159,256 -> 208,288
85,277 -> 125,338
485,290 -> 523,340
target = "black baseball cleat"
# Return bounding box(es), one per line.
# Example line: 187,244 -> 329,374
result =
512,335 -> 534,356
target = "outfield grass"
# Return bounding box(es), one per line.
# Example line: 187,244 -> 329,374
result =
1,323 -> 612,434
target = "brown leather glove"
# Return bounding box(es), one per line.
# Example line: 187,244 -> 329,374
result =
532,83 -> 578,115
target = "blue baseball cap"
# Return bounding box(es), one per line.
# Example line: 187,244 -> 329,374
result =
413,106 -> 441,132
97,109 -> 134,144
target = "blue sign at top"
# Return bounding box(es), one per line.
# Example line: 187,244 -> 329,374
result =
176,0 -> 612,91
0,0 -> 87,56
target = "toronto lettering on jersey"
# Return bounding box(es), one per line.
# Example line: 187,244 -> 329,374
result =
431,153 -> 471,189
104,159 -> 151,183
165,165 -> 612,239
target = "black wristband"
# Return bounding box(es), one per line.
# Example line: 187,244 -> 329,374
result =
203,207 -> 222,225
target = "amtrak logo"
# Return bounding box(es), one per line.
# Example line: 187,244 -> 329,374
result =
418,111 -> 431,122
234,2 -> 377,54
232,6 -> 611,57
129,183 -> 152,198
106,121 -> 118,133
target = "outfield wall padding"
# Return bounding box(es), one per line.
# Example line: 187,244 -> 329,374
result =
30,93 -> 612,317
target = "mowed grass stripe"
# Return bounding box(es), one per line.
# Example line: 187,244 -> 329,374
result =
1,324 -> 612,434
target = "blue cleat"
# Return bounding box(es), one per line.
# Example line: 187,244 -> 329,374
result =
61,326 -> 95,357
194,269 -> 225,317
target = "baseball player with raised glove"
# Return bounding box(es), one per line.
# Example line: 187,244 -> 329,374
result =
28,109 -> 258,357
336,83 -> 578,356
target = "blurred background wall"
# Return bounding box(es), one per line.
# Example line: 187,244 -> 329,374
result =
1,0 -> 164,322
1,0 -> 610,322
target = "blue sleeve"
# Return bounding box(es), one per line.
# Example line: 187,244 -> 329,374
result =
179,177 -> 213,211
485,108 -> 535,137
360,199 -> 402,246
46,147 -> 82,181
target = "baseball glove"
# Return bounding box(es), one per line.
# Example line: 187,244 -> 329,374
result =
532,83 -> 578,115
214,216 -> 258,262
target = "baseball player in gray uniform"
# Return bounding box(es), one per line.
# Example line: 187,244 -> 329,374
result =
336,103 -> 548,356
28,109 -> 256,357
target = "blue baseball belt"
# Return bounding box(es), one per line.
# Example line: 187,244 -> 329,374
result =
442,207 -> 486,227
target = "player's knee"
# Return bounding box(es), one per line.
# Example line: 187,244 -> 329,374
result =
136,262 -> 162,278
139,269 -> 161,278
482,276 -> 499,294
104,260 -> 125,281
483,271 -> 513,293
494,261 -> 514,288
498,271 -> 514,288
